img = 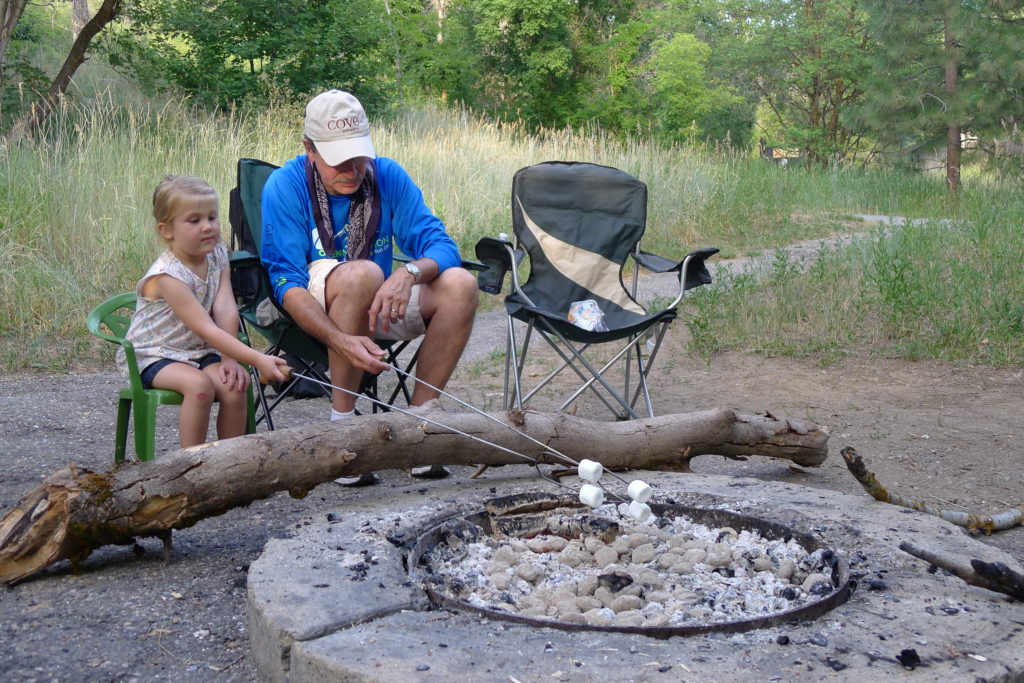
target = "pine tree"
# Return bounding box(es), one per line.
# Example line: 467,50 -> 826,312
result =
859,0 -> 1024,193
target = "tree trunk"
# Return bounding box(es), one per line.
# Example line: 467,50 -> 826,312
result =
0,405 -> 827,585
6,0 -> 121,140
0,0 -> 30,80
943,5 -> 961,195
71,0 -> 90,38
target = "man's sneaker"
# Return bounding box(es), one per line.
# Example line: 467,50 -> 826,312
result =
334,472 -> 380,487
410,465 -> 450,479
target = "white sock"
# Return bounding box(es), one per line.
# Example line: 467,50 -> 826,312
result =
331,408 -> 355,421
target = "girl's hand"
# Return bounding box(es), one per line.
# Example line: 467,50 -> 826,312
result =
219,358 -> 250,392
255,354 -> 288,384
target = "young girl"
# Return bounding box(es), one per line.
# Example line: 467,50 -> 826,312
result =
118,175 -> 287,449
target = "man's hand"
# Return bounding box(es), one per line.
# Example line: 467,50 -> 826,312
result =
369,268 -> 415,335
218,358 -> 250,392
335,333 -> 389,374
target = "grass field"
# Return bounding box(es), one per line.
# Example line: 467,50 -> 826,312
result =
2,89 -> 1022,373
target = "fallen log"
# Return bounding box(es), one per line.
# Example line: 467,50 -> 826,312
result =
1,404 -> 827,585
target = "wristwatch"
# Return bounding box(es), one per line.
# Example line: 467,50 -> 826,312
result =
404,262 -> 422,283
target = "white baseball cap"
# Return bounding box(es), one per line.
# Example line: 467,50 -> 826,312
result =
304,90 -> 376,166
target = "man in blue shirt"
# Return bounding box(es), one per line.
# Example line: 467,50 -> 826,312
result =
261,90 -> 478,481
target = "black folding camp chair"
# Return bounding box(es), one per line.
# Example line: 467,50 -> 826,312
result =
474,161 -> 718,420
227,158 -> 419,429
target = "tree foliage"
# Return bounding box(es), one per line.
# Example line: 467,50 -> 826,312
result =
857,0 -> 1024,188
109,0 -> 392,109
2,0 -> 124,138
4,0 -> 1022,177
699,0 -> 875,163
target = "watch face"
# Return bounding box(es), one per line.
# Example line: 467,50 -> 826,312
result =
405,263 -> 421,280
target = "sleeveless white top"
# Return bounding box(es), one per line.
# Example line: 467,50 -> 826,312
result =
116,243 -> 228,375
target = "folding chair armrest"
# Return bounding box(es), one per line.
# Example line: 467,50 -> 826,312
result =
636,247 -> 719,287
680,247 -> 720,291
474,237 -> 524,295
633,250 -> 678,273
638,247 -> 719,310
393,252 -> 486,272
230,249 -> 260,267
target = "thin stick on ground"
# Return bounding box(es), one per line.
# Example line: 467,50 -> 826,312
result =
838,446 -> 1023,534
899,542 -> 1024,602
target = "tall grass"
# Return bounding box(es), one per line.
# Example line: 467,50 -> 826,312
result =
2,93 -> 1021,372
685,192 -> 1024,368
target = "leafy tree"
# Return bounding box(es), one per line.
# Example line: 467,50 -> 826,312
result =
111,0 -> 392,109
699,0 -> 876,163
2,0 -> 124,138
646,31 -> 752,145
388,0 -> 483,107
469,0 -> 579,127
568,4 -> 651,134
858,0 -> 1024,193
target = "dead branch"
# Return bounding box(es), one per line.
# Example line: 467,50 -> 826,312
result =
839,446 -> 1023,534
899,542 -> 1024,602
1,405 -> 827,585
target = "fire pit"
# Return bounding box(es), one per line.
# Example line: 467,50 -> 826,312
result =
247,472 -> 1024,681
409,493 -> 853,637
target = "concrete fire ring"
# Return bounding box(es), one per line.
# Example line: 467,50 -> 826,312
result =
247,472 -> 1024,682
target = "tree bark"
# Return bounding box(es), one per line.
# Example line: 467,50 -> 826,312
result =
0,405 -> 828,585
72,0 -> 91,38
6,0 -> 121,140
0,0 -> 30,80
943,6 -> 961,195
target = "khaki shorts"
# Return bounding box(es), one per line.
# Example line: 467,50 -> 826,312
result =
307,259 -> 426,341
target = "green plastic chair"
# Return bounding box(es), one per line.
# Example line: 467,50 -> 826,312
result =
87,292 -> 256,465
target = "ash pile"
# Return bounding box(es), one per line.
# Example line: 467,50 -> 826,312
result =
414,499 -> 850,635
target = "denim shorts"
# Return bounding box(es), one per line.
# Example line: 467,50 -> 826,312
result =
140,353 -> 221,390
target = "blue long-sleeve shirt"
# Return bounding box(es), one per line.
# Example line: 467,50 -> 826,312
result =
260,154 -> 462,305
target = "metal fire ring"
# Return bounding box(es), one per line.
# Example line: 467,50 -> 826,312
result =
408,492 -> 853,639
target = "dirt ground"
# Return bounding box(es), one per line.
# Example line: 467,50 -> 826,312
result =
1,328 -> 1023,681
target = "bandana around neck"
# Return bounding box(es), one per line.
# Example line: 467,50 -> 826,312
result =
305,157 -> 381,261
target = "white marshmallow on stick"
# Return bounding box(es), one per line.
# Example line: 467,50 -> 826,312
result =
577,459 -> 603,482
579,484 -> 605,508
628,500 -> 652,522
627,480 -> 652,503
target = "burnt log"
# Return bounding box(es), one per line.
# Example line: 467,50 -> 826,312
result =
899,542 -> 1024,602
1,404 -> 827,585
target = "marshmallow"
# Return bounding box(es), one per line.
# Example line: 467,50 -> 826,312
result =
627,480 -> 653,503
577,459 -> 603,482
579,484 -> 605,508
627,500 -> 652,523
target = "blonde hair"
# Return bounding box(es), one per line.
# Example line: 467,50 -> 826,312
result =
152,175 -> 219,226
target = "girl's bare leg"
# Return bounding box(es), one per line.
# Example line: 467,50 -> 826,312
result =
204,363 -> 248,440
150,362 -> 216,448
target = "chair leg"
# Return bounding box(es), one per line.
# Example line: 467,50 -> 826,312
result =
115,397 -> 132,466
506,317 -> 532,410
249,366 -> 276,431
387,345 -> 420,407
503,316 -> 517,410
133,396 -> 160,462
245,382 -> 257,434
535,321 -> 640,419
